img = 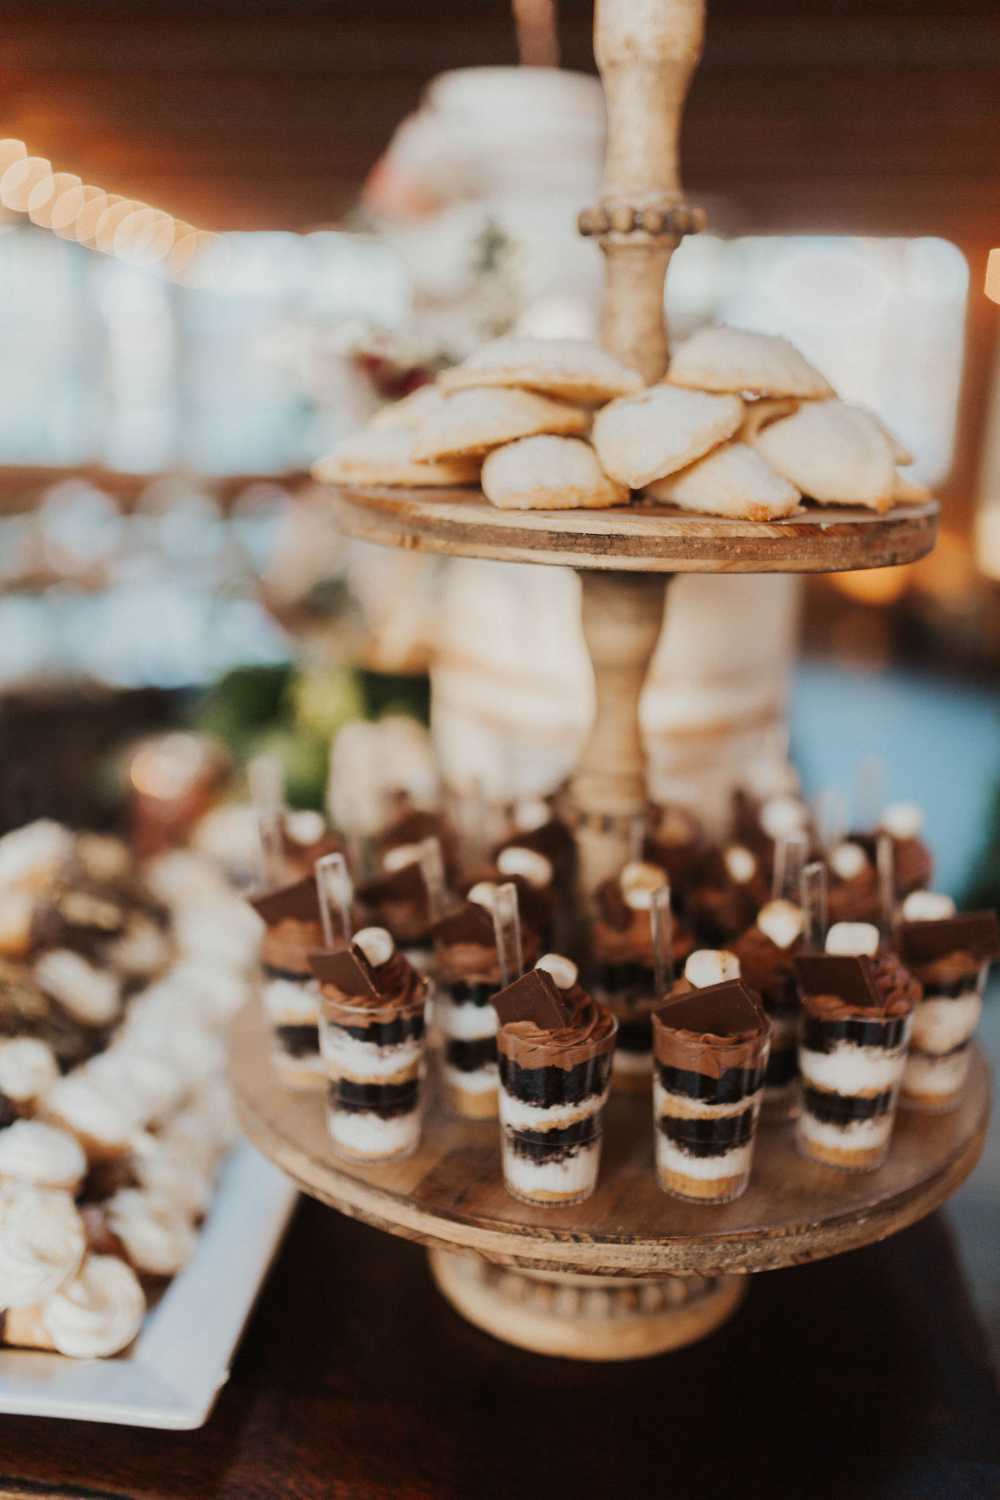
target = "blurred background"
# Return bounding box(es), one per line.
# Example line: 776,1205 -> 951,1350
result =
1,0 -> 999,906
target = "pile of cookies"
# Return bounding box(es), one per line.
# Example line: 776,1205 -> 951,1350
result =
315,325 -> 926,521
0,824 -> 258,1359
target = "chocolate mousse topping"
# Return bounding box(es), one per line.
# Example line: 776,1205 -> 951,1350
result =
492,969 -> 572,1030
730,923 -> 800,1009
652,980 -> 769,1078
795,954 -> 917,1018
496,978 -> 617,1072
899,911 -> 1000,966
311,943 -> 425,1024
432,901 -> 496,952
250,875 -> 323,926
592,878 -> 692,968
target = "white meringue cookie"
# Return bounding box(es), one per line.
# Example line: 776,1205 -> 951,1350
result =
0,1038 -> 58,1106
105,1189 -> 197,1278
34,950 -> 121,1027
40,1253 -> 146,1358
43,1073 -> 138,1157
684,950 -> 741,987
825,922 -> 880,958
0,820 -> 72,892
132,1139 -> 217,1220
0,1182 -> 85,1309
0,1120 -> 86,1192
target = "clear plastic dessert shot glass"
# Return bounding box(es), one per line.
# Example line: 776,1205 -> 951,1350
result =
311,927 -> 428,1163
651,978 -> 770,1204
494,956 -> 616,1207
897,903 -> 1000,1114
795,936 -> 918,1172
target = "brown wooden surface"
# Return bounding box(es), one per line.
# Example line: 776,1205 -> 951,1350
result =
325,484 -> 939,574
231,999 -> 989,1278
0,1202 -> 997,1498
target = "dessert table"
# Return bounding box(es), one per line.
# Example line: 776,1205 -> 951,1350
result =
0,1195 -> 997,1499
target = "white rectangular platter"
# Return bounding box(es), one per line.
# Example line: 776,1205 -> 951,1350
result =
0,1142 -> 297,1430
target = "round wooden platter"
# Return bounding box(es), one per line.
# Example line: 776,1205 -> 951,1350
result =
325,484 -> 939,575
231,1000 -> 989,1280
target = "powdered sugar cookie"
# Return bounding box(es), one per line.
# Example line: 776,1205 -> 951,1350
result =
592,385 -> 743,489
438,336 -> 643,404
752,399 -> 897,511
412,387 -> 588,462
482,436 -> 630,511
313,425 -> 480,487
644,441 -> 802,520
667,325 -> 833,399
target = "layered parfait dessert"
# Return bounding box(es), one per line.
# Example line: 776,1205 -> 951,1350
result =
250,875 -> 326,1089
311,926 -> 428,1162
431,892 -> 539,1119
795,922 -> 920,1171
651,974 -> 770,1203
731,899 -> 807,1120
688,842 -> 768,947
589,862 -> 694,1092
494,955 -> 616,1206
897,900 -> 1000,1113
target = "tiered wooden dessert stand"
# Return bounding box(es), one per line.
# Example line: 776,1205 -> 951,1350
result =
231,0 -> 986,1359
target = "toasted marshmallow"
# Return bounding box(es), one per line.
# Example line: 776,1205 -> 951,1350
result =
901,890 -> 956,922
620,861 -> 667,910
382,843 -> 423,874
353,927 -> 395,968
723,845 -> 757,885
496,847 -> 552,890
284,810 -> 326,846
513,798 -> 551,834
467,882 -> 498,912
830,841 -> 868,881
825,922 -> 880,958
684,950 -> 741,988
757,899 -> 805,950
759,797 -> 808,841
535,953 -> 578,990
880,801 -> 923,840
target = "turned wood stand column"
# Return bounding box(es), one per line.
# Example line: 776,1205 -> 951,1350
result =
569,0 -> 705,896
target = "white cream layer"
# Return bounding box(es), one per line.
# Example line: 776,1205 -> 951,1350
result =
437,996 -> 498,1041
327,1105 -> 420,1159
501,1136 -> 600,1198
798,1111 -> 894,1151
324,1028 -> 422,1080
264,977 -> 319,1026
902,1048 -> 971,1098
911,994 -> 981,1056
500,1086 -> 607,1131
653,1079 -> 759,1121
799,1044 -> 907,1096
445,1062 -> 498,1095
655,1136 -> 754,1181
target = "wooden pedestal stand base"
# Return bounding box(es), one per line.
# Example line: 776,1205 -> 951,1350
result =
428,1252 -> 746,1360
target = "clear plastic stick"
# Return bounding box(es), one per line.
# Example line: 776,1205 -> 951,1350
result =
800,861 -> 828,952
649,882 -> 675,996
248,752 -> 285,889
314,852 -> 354,950
772,830 -> 809,904
419,836 -> 447,924
876,832 -> 896,937
814,787 -> 848,854
491,881 -> 524,987
855,754 -> 886,832
627,813 -> 646,865
456,777 -> 489,876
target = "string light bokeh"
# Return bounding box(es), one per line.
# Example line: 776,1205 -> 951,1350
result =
0,138 -> 219,282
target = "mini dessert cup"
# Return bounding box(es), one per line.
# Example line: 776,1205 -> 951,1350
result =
795,946 -> 918,1171
688,843 -> 769,947
589,863 -> 693,1094
250,875 -> 327,1090
495,957 -> 616,1207
731,898 -> 807,1122
312,928 -> 428,1163
898,907 -> 1000,1114
651,979 -> 770,1204
431,897 -> 538,1120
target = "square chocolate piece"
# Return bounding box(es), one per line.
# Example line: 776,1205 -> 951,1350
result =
491,969 -> 573,1030
654,979 -> 767,1037
794,954 -> 881,1008
899,911 -> 1000,966
309,946 -> 379,999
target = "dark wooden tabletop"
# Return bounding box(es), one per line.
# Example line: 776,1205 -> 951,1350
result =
1,1198 -> 998,1500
